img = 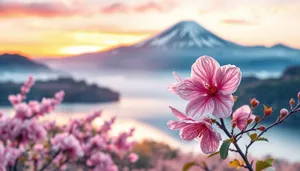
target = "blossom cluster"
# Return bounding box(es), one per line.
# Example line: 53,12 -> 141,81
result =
0,77 -> 138,171
167,56 -> 300,171
168,56 -> 242,153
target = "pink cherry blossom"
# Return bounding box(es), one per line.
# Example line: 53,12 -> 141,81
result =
86,152 -> 118,171
40,98 -> 55,114
113,130 -> 135,152
33,144 -> 44,151
0,143 -> 22,170
6,119 -> 47,143
8,94 -> 22,106
101,117 -> 116,132
28,100 -> 40,114
52,133 -> 84,159
0,118 -> 10,140
43,121 -> 56,130
128,153 -> 139,163
22,120 -> 47,143
54,91 -> 65,104
167,106 -> 221,154
0,77 -> 138,170
174,56 -> 241,119
14,103 -> 32,119
83,135 -> 107,155
231,105 -> 256,130
85,111 -> 102,122
20,76 -> 34,97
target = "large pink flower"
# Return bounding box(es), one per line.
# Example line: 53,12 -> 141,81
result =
167,106 -> 221,154
232,105 -> 256,130
174,56 -> 241,119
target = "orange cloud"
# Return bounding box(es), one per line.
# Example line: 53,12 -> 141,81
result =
100,0 -> 177,14
0,1 -> 79,18
67,25 -> 157,36
221,19 -> 257,25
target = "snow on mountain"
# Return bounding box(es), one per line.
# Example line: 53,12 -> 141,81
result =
39,20 -> 300,71
134,21 -> 238,49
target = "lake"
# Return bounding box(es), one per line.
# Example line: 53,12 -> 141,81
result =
0,69 -> 299,162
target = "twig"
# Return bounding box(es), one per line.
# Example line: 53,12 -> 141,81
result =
219,119 -> 254,171
39,150 -> 61,171
245,103 -> 300,158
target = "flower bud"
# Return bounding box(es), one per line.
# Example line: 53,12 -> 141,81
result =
280,108 -> 288,119
232,122 -> 237,128
290,98 -> 295,106
210,118 -> 216,124
247,118 -> 253,125
263,105 -> 272,116
258,125 -> 266,131
250,98 -> 259,108
233,96 -> 238,102
255,116 -> 260,123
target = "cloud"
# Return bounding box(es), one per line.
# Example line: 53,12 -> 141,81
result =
66,24 -> 157,36
221,19 -> 257,25
0,1 -> 80,18
100,0 -> 177,14
100,3 -> 129,13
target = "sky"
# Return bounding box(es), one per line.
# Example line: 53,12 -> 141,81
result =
0,0 -> 300,58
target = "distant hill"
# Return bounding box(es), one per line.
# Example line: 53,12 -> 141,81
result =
40,20 -> 300,72
234,66 -> 300,128
0,77 -> 119,105
0,53 -> 51,73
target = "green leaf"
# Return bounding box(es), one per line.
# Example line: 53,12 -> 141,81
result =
182,162 -> 198,171
256,160 -> 272,171
265,158 -> 274,165
250,133 -> 258,141
254,137 -> 269,142
220,141 -> 231,160
207,151 -> 220,158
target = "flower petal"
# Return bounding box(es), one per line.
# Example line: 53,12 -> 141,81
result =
231,105 -> 255,130
186,96 -> 214,120
168,72 -> 182,94
191,56 -> 220,84
169,106 -> 188,120
216,65 -> 242,95
232,105 -> 251,121
200,127 -> 221,154
180,123 -> 205,141
173,71 -> 181,82
167,120 -> 189,130
168,83 -> 179,94
177,78 -> 207,100
212,94 -> 234,118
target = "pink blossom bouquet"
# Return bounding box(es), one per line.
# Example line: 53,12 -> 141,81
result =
168,56 -> 300,171
0,77 -> 138,171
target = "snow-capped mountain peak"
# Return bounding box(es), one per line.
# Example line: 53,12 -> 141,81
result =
134,20 -> 237,49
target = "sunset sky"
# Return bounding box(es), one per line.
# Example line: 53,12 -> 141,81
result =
1,0 -> 300,58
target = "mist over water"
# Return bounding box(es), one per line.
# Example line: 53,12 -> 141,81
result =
0,69 -> 298,162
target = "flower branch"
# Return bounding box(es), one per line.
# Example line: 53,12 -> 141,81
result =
167,55 -> 300,171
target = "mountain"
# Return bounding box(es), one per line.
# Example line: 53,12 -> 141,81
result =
270,43 -> 300,51
40,20 -> 300,72
134,21 -> 239,49
0,53 -> 51,73
0,77 -> 119,105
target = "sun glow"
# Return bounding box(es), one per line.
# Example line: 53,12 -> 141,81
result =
58,45 -> 104,55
